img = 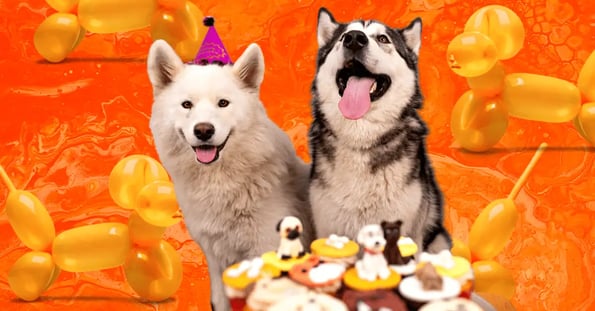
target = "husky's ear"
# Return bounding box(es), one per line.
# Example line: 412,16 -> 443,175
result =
317,8 -> 339,47
233,43 -> 265,89
401,18 -> 422,55
147,40 -> 185,92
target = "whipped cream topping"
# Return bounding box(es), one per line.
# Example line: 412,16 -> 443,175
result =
399,275 -> 461,302
418,250 -> 455,269
390,259 -> 417,275
225,257 -> 264,278
308,263 -> 346,284
325,234 -> 350,249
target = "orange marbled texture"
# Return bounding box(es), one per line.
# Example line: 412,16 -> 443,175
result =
0,0 -> 594,310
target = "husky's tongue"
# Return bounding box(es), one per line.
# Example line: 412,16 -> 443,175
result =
195,147 -> 217,164
338,76 -> 375,120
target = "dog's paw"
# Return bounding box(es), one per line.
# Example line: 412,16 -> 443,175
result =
297,250 -> 306,258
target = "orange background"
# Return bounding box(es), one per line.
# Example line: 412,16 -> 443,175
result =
0,0 -> 594,310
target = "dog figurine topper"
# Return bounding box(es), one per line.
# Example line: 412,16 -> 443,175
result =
355,224 -> 391,281
276,216 -> 306,260
380,220 -> 410,266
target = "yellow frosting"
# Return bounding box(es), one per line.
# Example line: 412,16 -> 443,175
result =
343,267 -> 401,291
416,256 -> 471,278
310,238 -> 359,258
222,261 -> 281,290
261,251 -> 311,271
435,256 -> 471,278
398,237 -> 418,257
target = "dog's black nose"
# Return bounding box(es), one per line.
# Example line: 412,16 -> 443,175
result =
343,30 -> 368,51
194,123 -> 215,141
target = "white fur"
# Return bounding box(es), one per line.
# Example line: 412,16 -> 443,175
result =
276,216 -> 305,259
147,40 -> 314,311
354,225 -> 391,281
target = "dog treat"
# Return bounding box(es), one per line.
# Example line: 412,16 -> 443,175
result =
223,257 -> 281,298
420,251 -> 474,298
399,267 -> 462,310
276,216 -> 306,260
341,289 -> 407,311
310,235 -> 359,266
267,291 -> 348,311
415,263 -> 443,291
289,256 -> 345,295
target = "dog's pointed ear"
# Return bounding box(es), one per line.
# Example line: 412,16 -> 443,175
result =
356,228 -> 366,244
317,8 -> 339,47
147,39 -> 185,93
276,218 -> 283,232
400,17 -> 422,55
233,43 -> 265,89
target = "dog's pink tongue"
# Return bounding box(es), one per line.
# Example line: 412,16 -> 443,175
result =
338,76 -> 374,120
195,147 -> 217,163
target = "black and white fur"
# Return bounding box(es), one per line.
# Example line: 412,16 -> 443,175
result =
308,8 -> 451,253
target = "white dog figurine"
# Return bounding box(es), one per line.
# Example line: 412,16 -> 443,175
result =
355,224 -> 391,281
276,216 -> 306,259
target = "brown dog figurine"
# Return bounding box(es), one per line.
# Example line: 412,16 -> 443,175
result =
381,220 -> 409,265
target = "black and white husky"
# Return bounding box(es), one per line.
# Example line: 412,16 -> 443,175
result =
308,8 -> 451,253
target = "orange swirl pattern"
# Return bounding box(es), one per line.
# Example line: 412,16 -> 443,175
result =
0,0 -> 594,310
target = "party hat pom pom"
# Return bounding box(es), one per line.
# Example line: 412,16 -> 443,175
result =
203,17 -> 215,27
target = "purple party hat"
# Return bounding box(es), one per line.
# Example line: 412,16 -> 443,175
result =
192,17 -> 233,65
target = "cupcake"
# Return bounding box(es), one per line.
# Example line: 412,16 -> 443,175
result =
341,289 -> 407,311
222,257 -> 281,309
310,234 -> 360,266
261,251 -> 311,274
343,225 -> 401,291
267,290 -> 348,311
398,263 -> 462,310
419,250 -> 474,298
289,255 -> 346,295
260,216 -> 312,274
419,298 -> 485,311
246,276 -> 310,311
389,237 -> 419,277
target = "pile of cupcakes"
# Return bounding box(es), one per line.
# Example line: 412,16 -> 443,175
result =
222,217 -> 484,311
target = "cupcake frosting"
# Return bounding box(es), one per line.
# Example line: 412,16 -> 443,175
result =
267,291 -> 348,311
399,275 -> 461,302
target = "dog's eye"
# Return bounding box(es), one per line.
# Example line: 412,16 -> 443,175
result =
286,228 -> 291,233
218,99 -> 230,108
181,100 -> 193,109
376,35 -> 390,44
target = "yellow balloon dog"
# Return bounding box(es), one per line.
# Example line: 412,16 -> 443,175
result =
448,4 -> 595,151
35,0 -> 206,62
1,154 -> 184,302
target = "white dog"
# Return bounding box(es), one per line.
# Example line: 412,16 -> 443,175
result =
276,216 -> 306,259
355,224 -> 391,281
147,40 -> 315,311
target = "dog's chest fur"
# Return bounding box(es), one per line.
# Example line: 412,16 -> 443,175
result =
311,145 -> 422,239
